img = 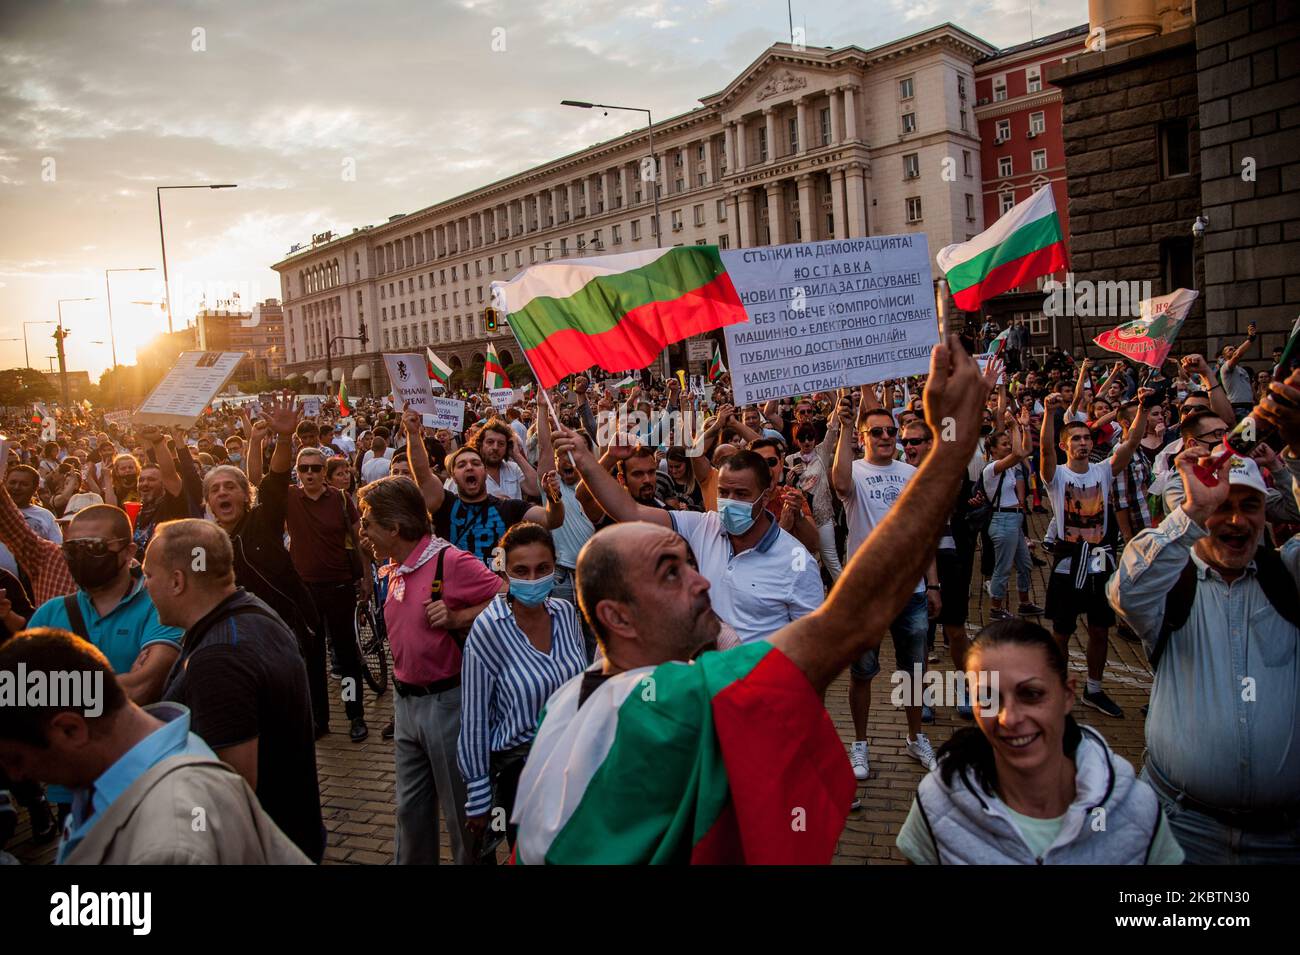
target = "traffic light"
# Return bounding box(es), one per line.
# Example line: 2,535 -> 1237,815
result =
483,307 -> 498,332
357,320 -> 369,349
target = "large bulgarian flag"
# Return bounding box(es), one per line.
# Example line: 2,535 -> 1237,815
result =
511,641 -> 855,864
490,246 -> 749,389
936,186 -> 1068,311
1093,288 -> 1198,369
426,348 -> 452,389
484,342 -> 511,389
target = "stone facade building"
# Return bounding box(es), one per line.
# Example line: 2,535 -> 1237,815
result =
272,24 -> 996,395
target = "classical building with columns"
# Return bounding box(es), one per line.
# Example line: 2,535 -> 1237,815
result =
273,23 -> 995,394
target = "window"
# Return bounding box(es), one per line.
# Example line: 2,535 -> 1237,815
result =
612,224 -> 622,244
995,118 -> 1011,141
693,204 -> 705,226
441,294 -> 447,309
1000,191 -> 1016,215
820,107 -> 831,145
1161,237 -> 1194,292
671,209 -> 683,231
420,299 -> 426,314
998,156 -> 1013,176
788,116 -> 799,153
695,238 -> 707,245
381,306 -> 388,321
962,149 -> 972,177
400,303 -> 406,318
1029,312 -> 1047,335
401,327 -> 409,347
421,322 -> 429,342
380,285 -> 386,300
960,108 -> 968,132
899,77 -> 914,100
1160,119 -> 1191,177
903,153 -> 920,179
993,76 -> 1007,101
439,269 -> 445,284
455,317 -> 463,339
418,275 -> 424,290
631,219 -> 641,240
757,126 -> 768,161
965,193 -> 975,220
698,169 -> 707,187
901,112 -> 916,134
1031,149 -> 1048,171
717,198 -> 728,222
696,143 -> 705,161
559,238 -> 567,256
453,291 -> 460,306
957,75 -> 967,99
383,329 -> 391,349
1029,111 -> 1046,135
1027,67 -> 1041,93
905,196 -> 922,222
719,234 -> 730,250
514,251 -> 522,267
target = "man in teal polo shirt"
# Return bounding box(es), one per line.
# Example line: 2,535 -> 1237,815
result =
26,503 -> 183,815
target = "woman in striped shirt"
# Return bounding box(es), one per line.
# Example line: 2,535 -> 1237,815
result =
458,522 -> 587,854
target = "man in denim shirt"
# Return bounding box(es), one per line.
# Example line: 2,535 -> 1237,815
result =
1108,370 -> 1300,863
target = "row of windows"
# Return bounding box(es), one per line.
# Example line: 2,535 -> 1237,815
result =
991,65 -> 1042,102
995,149 -> 1050,177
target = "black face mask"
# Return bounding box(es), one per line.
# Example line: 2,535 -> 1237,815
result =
118,474 -> 138,489
65,549 -> 123,591
980,424 -> 994,436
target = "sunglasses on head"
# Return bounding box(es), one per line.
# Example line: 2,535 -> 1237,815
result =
298,463 -> 324,473
62,537 -> 129,558
868,426 -> 899,439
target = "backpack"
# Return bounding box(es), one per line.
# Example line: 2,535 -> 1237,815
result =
964,468 -> 1008,535
1149,545 -> 1300,670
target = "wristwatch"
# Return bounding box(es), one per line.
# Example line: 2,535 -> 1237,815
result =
926,584 -> 940,591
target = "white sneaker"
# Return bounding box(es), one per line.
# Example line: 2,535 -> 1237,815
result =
850,740 -> 870,780
907,733 -> 938,771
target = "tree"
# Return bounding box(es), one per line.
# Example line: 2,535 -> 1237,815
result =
0,368 -> 56,408
506,362 -> 534,386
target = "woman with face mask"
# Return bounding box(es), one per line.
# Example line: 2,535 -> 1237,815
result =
896,618 -> 1183,865
458,521 -> 587,858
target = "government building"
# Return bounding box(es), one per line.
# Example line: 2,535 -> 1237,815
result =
273,23 -> 1007,396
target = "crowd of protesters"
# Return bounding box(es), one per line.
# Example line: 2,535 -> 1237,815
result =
0,316 -> 1297,865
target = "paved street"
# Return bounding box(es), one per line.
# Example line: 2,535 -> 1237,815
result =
9,514 -> 1153,865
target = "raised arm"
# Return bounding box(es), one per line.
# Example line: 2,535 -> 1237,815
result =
830,394 -> 856,500
1184,353 -> 1237,425
524,469 -> 565,529
263,392 -> 302,475
770,337 -> 988,693
511,438 -> 541,499
402,407 -> 445,514
137,425 -> 182,498
246,420 -> 267,486
1067,358 -> 1092,418
1040,392 -> 1063,486
1110,391 -> 1151,476
552,424 -> 672,528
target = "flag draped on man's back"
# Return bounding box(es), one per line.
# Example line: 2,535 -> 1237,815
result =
490,246 -> 750,388
936,187 -> 1067,311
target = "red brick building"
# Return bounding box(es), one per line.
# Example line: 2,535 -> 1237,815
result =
973,25 -> 1088,359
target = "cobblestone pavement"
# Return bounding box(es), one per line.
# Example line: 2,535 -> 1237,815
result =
9,514 -> 1153,865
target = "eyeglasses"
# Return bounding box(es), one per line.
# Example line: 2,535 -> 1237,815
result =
297,464 -> 324,473
1192,428 -> 1227,444
62,537 -> 129,558
759,456 -> 780,468
868,426 -> 899,439
900,437 -> 930,447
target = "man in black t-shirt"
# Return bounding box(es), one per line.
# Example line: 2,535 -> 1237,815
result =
147,519 -> 323,863
398,412 -> 562,568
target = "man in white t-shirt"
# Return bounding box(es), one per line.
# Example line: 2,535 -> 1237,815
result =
359,427 -> 396,483
833,401 -> 941,780
1039,390 -> 1149,719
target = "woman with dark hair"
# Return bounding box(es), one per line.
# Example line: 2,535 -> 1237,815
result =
656,446 -> 703,511
896,618 -> 1183,864
457,522 -> 586,857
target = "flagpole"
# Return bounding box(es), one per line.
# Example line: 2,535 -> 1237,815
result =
500,303 -> 577,467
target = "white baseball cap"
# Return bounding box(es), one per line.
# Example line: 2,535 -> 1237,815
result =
1227,455 -> 1268,495
57,491 -> 104,523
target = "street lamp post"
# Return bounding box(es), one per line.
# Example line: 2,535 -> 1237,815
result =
22,322 -> 54,370
156,184 -> 237,334
56,297 -> 96,408
561,101 -> 661,249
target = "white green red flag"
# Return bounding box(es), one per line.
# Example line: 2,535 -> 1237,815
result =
936,186 -> 1068,311
337,370 -> 351,417
511,642 -> 854,864
986,326 -> 1012,355
490,246 -> 749,388
484,342 -> 511,389
426,348 -> 452,388
1093,288 -> 1198,369
707,340 -> 726,382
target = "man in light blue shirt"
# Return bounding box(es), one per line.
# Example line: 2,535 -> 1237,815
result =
1109,430 -> 1300,863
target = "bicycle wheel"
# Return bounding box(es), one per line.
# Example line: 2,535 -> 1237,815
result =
354,603 -> 388,696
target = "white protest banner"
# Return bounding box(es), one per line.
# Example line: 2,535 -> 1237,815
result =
383,353 -> 436,414
103,410 -> 132,430
134,352 -> 247,427
489,387 -> 514,413
688,340 -> 713,363
299,397 -> 322,418
425,397 -> 466,432
720,235 -> 939,406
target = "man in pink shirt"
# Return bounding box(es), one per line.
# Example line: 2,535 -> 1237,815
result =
357,475 -> 502,865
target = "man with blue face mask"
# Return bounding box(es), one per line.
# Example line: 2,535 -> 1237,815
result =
551,432 -> 824,647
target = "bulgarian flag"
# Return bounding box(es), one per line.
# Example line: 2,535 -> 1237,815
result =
426,348 -> 452,389
490,246 -> 749,388
936,186 -> 1068,311
337,370 -> 351,417
484,342 -> 511,389
708,340 -> 726,382
511,641 -> 855,864
1094,288 -> 1198,369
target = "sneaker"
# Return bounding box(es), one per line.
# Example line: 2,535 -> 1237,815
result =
849,797 -> 862,811
921,704 -> 935,724
927,649 -> 939,664
850,740 -> 870,780
990,608 -> 1013,621
381,719 -> 395,741
1017,602 -> 1045,616
349,718 -> 369,742
906,733 -> 938,771
1082,689 -> 1124,718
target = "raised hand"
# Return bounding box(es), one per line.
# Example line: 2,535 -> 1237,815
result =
541,468 -> 562,503
263,391 -> 303,437
1255,368 -> 1300,455
1175,446 -> 1231,525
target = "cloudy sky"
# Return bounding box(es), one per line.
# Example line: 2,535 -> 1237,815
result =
0,0 -> 1085,379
